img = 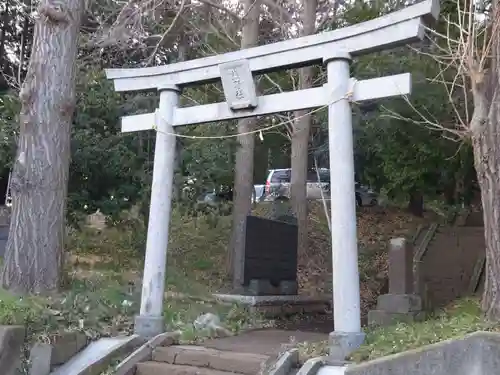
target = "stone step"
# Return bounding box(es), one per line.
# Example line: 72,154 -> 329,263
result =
136,362 -> 239,375
153,345 -> 268,375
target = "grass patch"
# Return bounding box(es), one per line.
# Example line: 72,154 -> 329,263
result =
168,209 -> 232,292
0,277 -> 137,342
0,271 -> 266,345
0,210 -> 267,345
298,298 -> 496,363
0,203 -> 439,351
350,298 -> 495,362
64,203 -> 432,346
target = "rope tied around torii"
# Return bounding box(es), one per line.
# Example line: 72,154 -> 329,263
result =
149,80 -> 359,140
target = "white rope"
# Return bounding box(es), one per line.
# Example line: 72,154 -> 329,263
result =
151,80 -> 358,140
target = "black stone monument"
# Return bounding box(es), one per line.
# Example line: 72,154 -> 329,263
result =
242,211 -> 298,296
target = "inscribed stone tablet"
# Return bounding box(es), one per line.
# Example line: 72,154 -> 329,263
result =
219,60 -> 258,111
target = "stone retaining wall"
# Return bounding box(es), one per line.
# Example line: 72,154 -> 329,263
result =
0,326 -> 90,375
0,325 -> 25,375
30,331 -> 89,375
343,331 -> 500,375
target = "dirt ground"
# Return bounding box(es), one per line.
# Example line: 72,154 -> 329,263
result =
277,205 -> 486,332
419,220 -> 484,310
250,203 -> 436,333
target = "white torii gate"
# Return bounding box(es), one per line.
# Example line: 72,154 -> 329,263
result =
106,0 -> 439,356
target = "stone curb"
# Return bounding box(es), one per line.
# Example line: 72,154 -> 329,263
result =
29,332 -> 89,375
266,348 -> 299,375
1,326 -> 25,375
296,357 -> 325,375
50,335 -> 142,375
114,331 -> 180,375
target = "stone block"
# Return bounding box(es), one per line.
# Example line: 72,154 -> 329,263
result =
153,331 -> 179,347
51,332 -> 88,366
0,325 -> 25,375
248,279 -> 274,295
28,332 -> 90,375
388,238 -> 414,295
212,350 -> 267,374
50,335 -> 141,375
343,331 -> 500,375
152,346 -> 180,363
279,280 -> 298,295
153,345 -> 267,375
136,362 -> 242,375
30,343 -> 52,375
173,347 -> 213,367
328,331 -> 365,361
134,315 -> 165,339
266,348 -> 299,375
115,345 -> 151,375
296,357 -> 324,375
376,294 -> 422,313
115,332 -> 179,375
219,59 -> 258,110
367,310 -> 425,327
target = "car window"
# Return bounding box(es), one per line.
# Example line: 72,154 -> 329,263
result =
318,170 -> 330,183
270,170 -> 291,183
306,170 -> 318,183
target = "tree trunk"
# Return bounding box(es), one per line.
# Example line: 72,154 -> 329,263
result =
474,73 -> 500,319
228,0 -> 260,288
0,0 -> 11,90
0,0 -> 9,69
407,190 -> 424,217
443,177 -> 456,205
461,145 -> 476,206
0,0 -> 84,294
173,17 -> 189,202
469,0 -> 500,320
473,97 -> 500,319
291,0 -> 317,258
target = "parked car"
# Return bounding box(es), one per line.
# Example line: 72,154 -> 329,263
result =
198,184 -> 266,206
263,168 -> 378,206
252,184 -> 265,203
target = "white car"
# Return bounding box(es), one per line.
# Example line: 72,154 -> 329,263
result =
263,168 -> 378,206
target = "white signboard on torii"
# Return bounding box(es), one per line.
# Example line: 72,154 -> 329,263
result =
105,0 -> 440,359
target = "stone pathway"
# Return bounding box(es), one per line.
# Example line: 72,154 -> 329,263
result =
135,329 -> 328,375
203,329 -> 328,355
136,344 -> 268,375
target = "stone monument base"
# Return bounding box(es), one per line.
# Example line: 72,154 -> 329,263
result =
243,279 -> 298,296
328,331 -> 366,361
368,294 -> 424,327
213,294 -> 331,318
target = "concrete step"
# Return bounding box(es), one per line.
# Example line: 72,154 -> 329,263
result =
136,362 -> 239,375
152,345 -> 268,375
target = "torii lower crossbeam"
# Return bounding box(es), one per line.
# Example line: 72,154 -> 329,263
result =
120,73 -> 411,132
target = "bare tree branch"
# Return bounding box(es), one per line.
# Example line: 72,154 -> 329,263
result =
146,0 -> 186,65
385,1 -> 498,139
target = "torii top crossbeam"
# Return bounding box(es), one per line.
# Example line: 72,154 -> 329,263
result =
106,0 -> 439,92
